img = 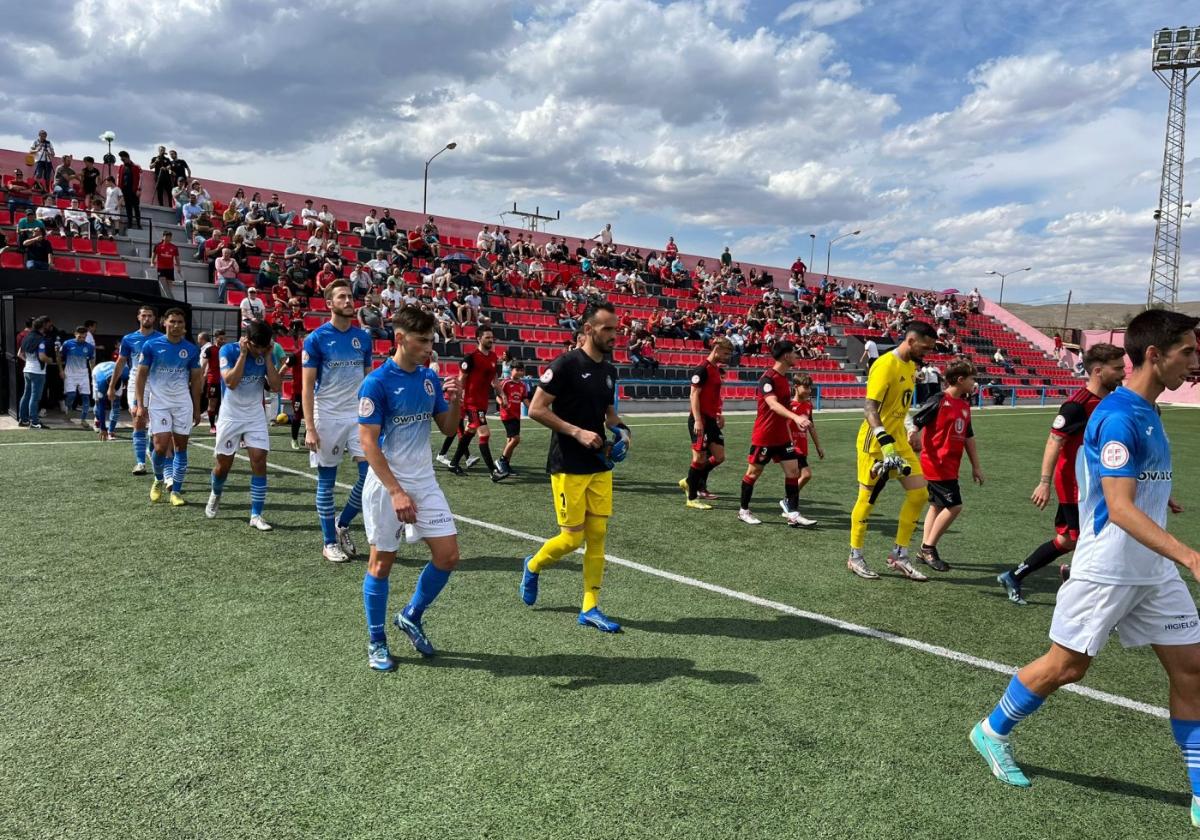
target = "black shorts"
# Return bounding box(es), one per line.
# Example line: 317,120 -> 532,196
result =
205,382 -> 221,401
157,268 -> 175,283
927,479 -> 963,509
1055,503 -> 1080,540
747,444 -> 798,466
502,418 -> 521,438
794,452 -> 809,470
688,414 -> 724,450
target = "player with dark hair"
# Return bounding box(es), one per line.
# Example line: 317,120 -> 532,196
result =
133,308 -> 202,506
848,321 -> 938,581
780,373 -> 824,526
359,306 -> 463,669
109,305 -> 162,474
448,324 -> 501,476
997,343 -> 1126,604
737,340 -> 814,526
970,310 -> 1200,828
521,301 -> 630,633
288,336 -> 307,450
493,361 -> 530,481
679,337 -> 731,508
59,325 -> 95,427
914,358 -> 984,571
302,278 -> 374,563
92,354 -> 122,441
205,319 -> 282,530
198,329 -> 226,434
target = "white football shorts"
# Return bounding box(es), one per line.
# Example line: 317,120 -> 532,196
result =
1050,575 -> 1200,656
362,471 -> 456,552
149,403 -> 194,436
308,413 -> 364,468
214,414 -> 271,454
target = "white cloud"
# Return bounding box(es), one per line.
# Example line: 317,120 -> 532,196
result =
777,0 -> 865,27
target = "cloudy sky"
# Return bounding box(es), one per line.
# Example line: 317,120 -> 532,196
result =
1,0 -> 1193,303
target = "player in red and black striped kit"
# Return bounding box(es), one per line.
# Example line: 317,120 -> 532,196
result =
738,341 -> 814,526
679,337 -> 732,508
448,325 -> 501,476
492,362 -> 531,481
997,343 -> 1126,604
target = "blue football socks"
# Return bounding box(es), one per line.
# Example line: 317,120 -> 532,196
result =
407,563 -> 451,620
363,572 -> 389,644
171,449 -> 188,493
250,475 -> 267,517
338,460 -> 369,529
316,465 -> 339,545
986,675 -> 1045,737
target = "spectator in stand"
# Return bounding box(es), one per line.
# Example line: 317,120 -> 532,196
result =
457,287 -> 482,324
366,250 -> 389,282
17,206 -> 45,243
180,194 -> 204,241
629,331 -> 658,373
349,264 -> 372,300
88,197 -> 115,239
476,224 -> 495,252
80,157 -> 100,203
240,287 -> 266,327
266,193 -> 293,228
168,150 -> 191,183
993,347 -> 1015,374
422,216 -> 441,257
300,199 -> 319,232
22,228 -> 53,270
234,217 -> 260,252
592,222 -> 613,248
29,130 -> 55,193
969,287 -> 981,313
244,203 -> 267,238
317,203 -> 335,230
153,231 -> 181,284
357,297 -> 391,340
315,262 -> 338,293
116,151 -> 142,229
52,155 -> 76,198
150,146 -> 174,205
7,169 -> 34,213
189,181 -> 213,211
433,306 -> 455,344
378,208 -> 397,240
222,201 -> 242,229
664,236 -> 679,261
171,177 -> 191,219
381,278 -> 403,313
860,337 -> 880,370
256,252 -> 281,290
362,208 -> 378,237
36,195 -> 63,233
214,248 -> 243,303
389,236 -> 410,271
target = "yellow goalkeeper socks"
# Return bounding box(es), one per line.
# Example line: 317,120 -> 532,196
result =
528,528 -> 584,574
581,516 -> 608,612
896,486 -> 927,548
850,485 -> 875,550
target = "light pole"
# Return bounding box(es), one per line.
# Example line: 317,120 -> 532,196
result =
422,141 -> 457,216
808,233 -> 815,273
985,266 -> 1031,307
825,229 -> 861,277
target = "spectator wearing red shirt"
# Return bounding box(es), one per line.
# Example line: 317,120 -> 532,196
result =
665,237 -> 679,260
315,264 -> 337,293
153,231 -> 181,283
914,359 -> 984,571
6,169 -> 34,213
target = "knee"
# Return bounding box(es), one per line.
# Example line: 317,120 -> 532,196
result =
583,516 -> 608,543
433,548 -> 461,572
710,453 -> 725,466
561,527 -> 586,550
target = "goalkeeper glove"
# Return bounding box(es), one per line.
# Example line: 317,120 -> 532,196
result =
608,424 -> 630,463
873,427 -> 898,460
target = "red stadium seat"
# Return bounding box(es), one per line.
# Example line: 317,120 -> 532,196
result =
1,251 -> 24,269
96,239 -> 118,256
78,258 -> 103,275
103,261 -> 129,277
52,255 -> 77,272
72,238 -> 94,253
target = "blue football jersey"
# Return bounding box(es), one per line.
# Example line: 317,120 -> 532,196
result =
1073,386 -> 1177,585
218,343 -> 269,422
118,329 -> 163,382
93,360 -> 117,394
303,321 -> 372,417
138,336 -> 200,410
61,338 -> 94,378
357,359 -> 448,483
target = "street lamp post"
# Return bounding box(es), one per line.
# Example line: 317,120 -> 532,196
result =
808,233 -> 816,273
825,229 -> 861,277
985,266 -> 1031,307
422,141 -> 457,216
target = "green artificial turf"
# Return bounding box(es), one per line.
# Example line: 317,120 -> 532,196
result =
2,406 -> 1199,839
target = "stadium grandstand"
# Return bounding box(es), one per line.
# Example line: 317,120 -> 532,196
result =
0,145 -> 1101,422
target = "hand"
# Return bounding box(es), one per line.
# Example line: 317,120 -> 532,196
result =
442,377 -> 462,403
717,414 -> 725,429
907,429 -> 921,451
1170,497 -> 1184,515
973,468 -> 985,486
816,446 -> 825,460
1031,481 -> 1051,510
574,427 -> 604,449
193,409 -> 202,426
133,405 -> 147,422
239,335 -> 250,352
390,486 -> 416,524
305,427 -> 320,452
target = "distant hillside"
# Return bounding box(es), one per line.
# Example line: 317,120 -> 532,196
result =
1005,301 -> 1200,335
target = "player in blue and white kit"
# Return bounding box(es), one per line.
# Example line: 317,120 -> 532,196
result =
134,308 -> 202,507
970,310 -> 1200,828
302,279 -> 374,563
110,306 -> 163,474
59,325 -> 95,426
205,319 -> 282,530
357,306 -> 463,670
92,358 -> 121,441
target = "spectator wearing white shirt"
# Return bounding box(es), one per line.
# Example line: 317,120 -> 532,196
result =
860,338 -> 880,369
593,223 -> 613,246
240,287 -> 265,327
477,225 -> 495,252
300,200 -> 319,233
367,251 -> 389,281
63,199 -> 90,238
36,195 -> 63,233
317,204 -> 335,229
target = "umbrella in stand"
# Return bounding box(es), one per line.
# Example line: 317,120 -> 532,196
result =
440,252 -> 475,267
941,287 -> 960,294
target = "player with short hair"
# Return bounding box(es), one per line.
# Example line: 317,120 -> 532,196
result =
521,301 -> 630,633
997,343 -> 1127,604
914,359 -> 984,572
59,325 -> 95,427
970,310 -> 1200,829
302,279 -> 374,563
288,338 -> 306,450
358,306 -> 463,670
848,321 -> 938,581
110,305 -> 162,474
493,361 -> 530,481
134,308 -> 202,506
738,340 -> 814,525
92,356 -> 121,440
199,329 -> 226,434
679,337 -> 731,508
780,374 -> 824,526
205,319 -> 282,530
447,325 -> 501,476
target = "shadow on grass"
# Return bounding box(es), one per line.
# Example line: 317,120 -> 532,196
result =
533,606 -> 841,643
408,650 -> 760,690
1023,764 -> 1190,806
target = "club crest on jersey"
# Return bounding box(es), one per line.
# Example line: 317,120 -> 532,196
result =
1101,441 -> 1129,469
540,368 -> 553,384
424,379 -> 435,396
606,376 -> 613,389
178,348 -> 188,359
1052,414 -> 1066,430
691,374 -> 701,384
255,356 -> 265,365
358,397 -> 375,417
763,382 -> 773,393
351,337 -> 362,350
302,350 -> 310,364
954,418 -> 965,433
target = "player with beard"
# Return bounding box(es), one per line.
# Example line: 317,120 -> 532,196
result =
447,325 -> 501,476
109,305 -> 163,475
679,337 -> 732,509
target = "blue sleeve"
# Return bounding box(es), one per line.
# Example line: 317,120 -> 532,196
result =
187,345 -> 200,370
1093,411 -> 1141,480
138,341 -> 155,369
85,344 -> 95,361
431,371 -> 449,415
302,333 -> 321,369
357,375 -> 386,426
219,343 -> 239,372
119,336 -> 132,363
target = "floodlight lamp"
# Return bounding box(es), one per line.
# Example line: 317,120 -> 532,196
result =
1176,27 -> 1192,44
1157,28 -> 1173,46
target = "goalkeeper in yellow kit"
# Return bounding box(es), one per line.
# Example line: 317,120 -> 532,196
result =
848,321 -> 938,581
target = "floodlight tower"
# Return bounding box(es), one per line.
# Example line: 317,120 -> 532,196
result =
1148,26 -> 1200,309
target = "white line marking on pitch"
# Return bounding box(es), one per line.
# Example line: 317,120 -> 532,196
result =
192,440 -> 1169,720
0,439 -> 101,446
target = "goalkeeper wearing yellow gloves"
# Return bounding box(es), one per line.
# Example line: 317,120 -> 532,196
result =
848,321 -> 938,581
